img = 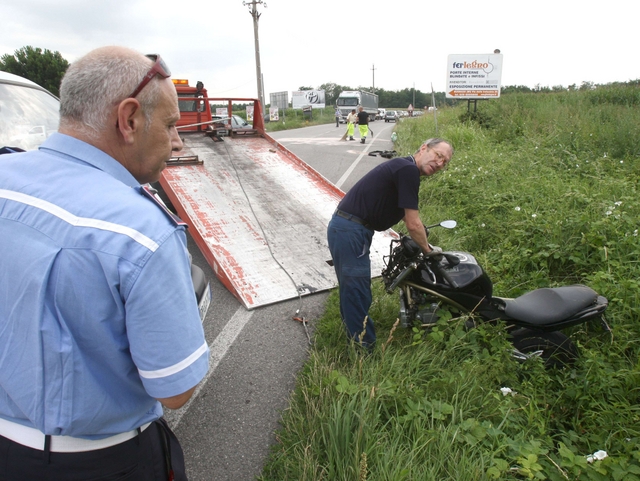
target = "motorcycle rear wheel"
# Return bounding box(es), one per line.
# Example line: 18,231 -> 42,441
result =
510,328 -> 579,369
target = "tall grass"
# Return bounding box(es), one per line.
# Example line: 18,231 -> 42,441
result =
259,84 -> 640,480
264,107 -> 339,132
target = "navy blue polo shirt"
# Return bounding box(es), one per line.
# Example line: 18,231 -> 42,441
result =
337,156 -> 420,231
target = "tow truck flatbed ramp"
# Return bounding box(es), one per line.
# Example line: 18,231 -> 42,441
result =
159,132 -> 398,309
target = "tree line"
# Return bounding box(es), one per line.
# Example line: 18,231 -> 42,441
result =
0,46 -> 68,97
301,82 -> 458,110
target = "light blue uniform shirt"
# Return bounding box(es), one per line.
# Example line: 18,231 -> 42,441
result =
0,133 -> 209,438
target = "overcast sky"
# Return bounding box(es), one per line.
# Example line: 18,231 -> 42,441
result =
1,0 -> 636,100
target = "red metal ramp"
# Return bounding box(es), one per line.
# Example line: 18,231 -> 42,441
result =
160,132 -> 397,309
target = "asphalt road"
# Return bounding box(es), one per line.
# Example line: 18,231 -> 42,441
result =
270,120 -> 398,192
172,119 -> 398,481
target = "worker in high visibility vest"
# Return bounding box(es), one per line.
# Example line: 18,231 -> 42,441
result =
356,106 -> 369,144
346,109 -> 357,141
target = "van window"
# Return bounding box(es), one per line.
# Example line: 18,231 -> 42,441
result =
0,82 -> 59,150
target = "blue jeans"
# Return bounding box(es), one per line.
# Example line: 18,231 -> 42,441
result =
327,215 -> 376,348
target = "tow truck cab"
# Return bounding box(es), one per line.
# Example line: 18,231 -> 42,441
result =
173,79 -> 213,131
172,79 -> 264,133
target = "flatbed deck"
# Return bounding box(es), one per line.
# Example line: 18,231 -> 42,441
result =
160,131 -> 397,309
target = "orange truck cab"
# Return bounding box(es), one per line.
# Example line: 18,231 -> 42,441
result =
173,79 -> 213,131
172,79 -> 264,133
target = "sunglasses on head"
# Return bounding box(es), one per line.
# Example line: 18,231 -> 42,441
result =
127,54 -> 171,99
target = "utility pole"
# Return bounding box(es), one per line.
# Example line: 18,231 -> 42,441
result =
243,0 -> 266,109
371,64 -> 376,92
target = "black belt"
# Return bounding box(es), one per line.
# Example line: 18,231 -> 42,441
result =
334,209 -> 371,229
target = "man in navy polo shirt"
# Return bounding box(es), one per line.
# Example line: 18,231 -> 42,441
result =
0,47 -> 209,480
328,138 -> 454,349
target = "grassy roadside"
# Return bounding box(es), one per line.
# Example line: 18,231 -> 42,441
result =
259,85 -> 640,480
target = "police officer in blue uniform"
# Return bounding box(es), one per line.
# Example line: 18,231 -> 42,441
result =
0,46 -> 209,480
327,138 -> 454,349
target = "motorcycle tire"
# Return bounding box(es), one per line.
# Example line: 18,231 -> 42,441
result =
509,328 -> 579,369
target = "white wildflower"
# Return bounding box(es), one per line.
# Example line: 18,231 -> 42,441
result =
606,211 -> 612,216
586,450 -> 608,463
620,160 -> 624,164
515,206 -> 521,212
633,230 -> 638,237
594,450 -> 608,460
532,214 -> 537,218
481,223 -> 486,228
615,201 -> 622,206
500,387 -> 515,396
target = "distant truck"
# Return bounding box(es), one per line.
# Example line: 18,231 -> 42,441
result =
336,90 -> 379,122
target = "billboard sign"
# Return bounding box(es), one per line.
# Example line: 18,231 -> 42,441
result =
270,91 -> 288,110
291,90 -> 326,109
446,53 -> 503,99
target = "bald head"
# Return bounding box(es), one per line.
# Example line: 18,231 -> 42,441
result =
59,46 -> 162,139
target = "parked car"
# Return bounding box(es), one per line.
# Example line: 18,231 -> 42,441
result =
0,71 -> 60,151
212,114 -> 253,129
384,110 -> 398,122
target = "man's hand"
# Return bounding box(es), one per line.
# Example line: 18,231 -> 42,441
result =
404,208 -> 431,254
429,244 -> 443,254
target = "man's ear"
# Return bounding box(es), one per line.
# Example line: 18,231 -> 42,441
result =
116,98 -> 144,144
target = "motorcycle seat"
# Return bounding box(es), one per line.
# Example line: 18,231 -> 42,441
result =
503,285 -> 598,326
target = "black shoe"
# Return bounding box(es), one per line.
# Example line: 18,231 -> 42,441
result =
349,137 -> 355,141
361,138 -> 365,144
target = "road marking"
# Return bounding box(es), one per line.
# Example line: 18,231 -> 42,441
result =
335,129 -> 380,189
169,306 -> 254,428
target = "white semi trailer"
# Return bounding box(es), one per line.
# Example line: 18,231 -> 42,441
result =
336,90 -> 379,122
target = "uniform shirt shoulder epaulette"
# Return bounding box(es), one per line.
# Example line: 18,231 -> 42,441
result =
139,185 -> 188,228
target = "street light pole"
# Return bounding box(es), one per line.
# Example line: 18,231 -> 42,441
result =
243,0 -> 266,109
371,64 -> 376,92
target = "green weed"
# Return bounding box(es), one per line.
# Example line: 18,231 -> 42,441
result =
259,84 -> 640,481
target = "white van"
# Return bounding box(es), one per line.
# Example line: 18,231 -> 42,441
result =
0,71 -> 60,151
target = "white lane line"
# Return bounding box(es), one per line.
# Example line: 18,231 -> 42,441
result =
335,131 -> 379,190
169,306 -> 254,428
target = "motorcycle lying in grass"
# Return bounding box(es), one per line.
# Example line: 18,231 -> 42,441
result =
381,220 -> 610,368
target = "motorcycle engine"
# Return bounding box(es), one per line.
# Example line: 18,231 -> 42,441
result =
399,291 -> 440,328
